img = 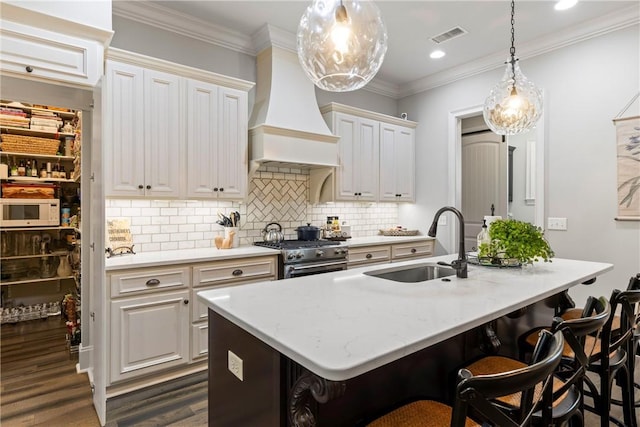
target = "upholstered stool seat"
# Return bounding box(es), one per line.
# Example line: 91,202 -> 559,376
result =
366,330 -> 564,427
367,400 -> 479,427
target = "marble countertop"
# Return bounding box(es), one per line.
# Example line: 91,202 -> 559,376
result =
105,236 -> 434,270
198,256 -> 612,381
105,246 -> 280,271
346,235 -> 434,247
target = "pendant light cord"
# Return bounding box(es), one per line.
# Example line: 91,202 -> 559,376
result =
510,0 -> 517,84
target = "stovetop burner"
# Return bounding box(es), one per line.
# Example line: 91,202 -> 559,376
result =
254,240 -> 341,250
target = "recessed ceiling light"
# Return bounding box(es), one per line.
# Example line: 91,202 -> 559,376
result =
555,0 -> 578,11
430,50 -> 446,59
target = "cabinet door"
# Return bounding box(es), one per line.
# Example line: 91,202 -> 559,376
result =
355,117 -> 379,201
104,61 -> 145,197
334,113 -> 379,201
216,87 -> 248,199
379,123 -> 415,202
110,290 -> 190,383
186,79 -> 218,199
144,70 -> 182,198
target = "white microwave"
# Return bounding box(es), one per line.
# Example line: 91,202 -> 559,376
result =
0,198 -> 60,227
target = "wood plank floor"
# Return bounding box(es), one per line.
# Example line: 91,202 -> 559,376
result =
1,317 -> 637,426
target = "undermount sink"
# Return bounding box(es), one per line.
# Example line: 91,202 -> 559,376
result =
364,263 -> 457,283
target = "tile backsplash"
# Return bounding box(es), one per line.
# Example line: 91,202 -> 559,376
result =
105,167 -> 399,252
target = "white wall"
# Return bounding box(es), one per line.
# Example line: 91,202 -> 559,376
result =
399,25 -> 640,303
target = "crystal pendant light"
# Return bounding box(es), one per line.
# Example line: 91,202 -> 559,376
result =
297,0 -> 388,92
483,0 -> 543,135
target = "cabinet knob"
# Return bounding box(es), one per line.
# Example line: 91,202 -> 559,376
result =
145,279 -> 160,286
25,66 -> 33,73
232,269 -> 243,276
219,188 -> 224,192
411,248 -> 417,254
183,299 -> 189,305
138,185 -> 144,189
146,185 -> 151,190
365,253 -> 373,259
213,187 -> 219,192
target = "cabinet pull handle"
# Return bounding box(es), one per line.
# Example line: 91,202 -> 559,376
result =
365,253 -> 373,259
26,66 -> 33,73
138,185 -> 144,189
145,279 -> 160,286
232,269 -> 243,276
184,299 -> 189,305
411,248 -> 417,254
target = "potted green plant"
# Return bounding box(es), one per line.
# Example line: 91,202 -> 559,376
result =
478,219 -> 554,266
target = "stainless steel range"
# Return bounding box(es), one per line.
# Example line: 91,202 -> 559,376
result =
254,240 -> 348,279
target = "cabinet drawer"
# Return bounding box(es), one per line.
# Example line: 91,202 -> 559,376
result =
191,322 -> 208,361
347,245 -> 391,266
0,20 -> 102,87
193,256 -> 276,288
392,241 -> 434,260
110,267 -> 190,298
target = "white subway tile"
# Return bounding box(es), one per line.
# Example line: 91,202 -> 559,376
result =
188,232 -> 204,240
121,207 -> 141,217
110,199 -> 132,208
105,208 -> 121,217
179,240 -> 195,249
141,242 -> 161,252
170,216 -> 187,225
130,200 -> 151,208
187,216 -> 203,224
161,242 -> 179,251
151,216 -> 170,225
131,216 -> 151,226
152,233 -> 171,243
170,232 -> 188,241
142,225 -> 161,234
161,224 -> 179,234
151,200 -> 170,208
140,207 -> 160,217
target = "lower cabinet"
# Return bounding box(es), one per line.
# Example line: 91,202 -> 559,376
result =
107,254 -> 277,389
348,240 -> 435,268
110,290 -> 190,383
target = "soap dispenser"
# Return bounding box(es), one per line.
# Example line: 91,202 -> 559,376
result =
476,219 -> 490,251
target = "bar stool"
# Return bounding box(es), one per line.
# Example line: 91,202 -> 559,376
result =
582,288 -> 640,427
477,296 -> 610,426
365,330 -> 564,427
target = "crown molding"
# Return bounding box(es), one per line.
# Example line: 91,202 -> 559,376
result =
399,4 -> 640,98
252,24 -> 297,54
112,1 -> 255,55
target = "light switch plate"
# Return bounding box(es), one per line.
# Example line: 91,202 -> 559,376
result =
228,350 -> 243,381
547,217 -> 568,231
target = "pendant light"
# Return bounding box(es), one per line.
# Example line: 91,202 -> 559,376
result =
297,0 -> 388,92
483,0 -> 543,135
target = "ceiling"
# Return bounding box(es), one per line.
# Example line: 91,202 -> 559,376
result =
118,1 -> 639,97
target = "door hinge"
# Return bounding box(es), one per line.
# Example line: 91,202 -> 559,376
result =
90,173 -> 95,182
90,243 -> 95,251
90,312 -> 95,322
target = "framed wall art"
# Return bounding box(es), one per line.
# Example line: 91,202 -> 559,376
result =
614,115 -> 640,220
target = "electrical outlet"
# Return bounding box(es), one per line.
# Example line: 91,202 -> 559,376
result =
547,217 -> 568,231
228,350 -> 243,381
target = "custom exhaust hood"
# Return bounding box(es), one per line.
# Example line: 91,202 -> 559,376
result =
248,25 -> 339,176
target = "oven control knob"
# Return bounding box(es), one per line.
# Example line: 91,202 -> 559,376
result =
296,252 -> 303,259
316,250 -> 324,257
287,253 -> 296,260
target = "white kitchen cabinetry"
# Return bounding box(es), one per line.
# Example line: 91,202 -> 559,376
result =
348,240 -> 434,268
104,61 -> 181,198
320,103 -> 417,203
323,111 -> 379,201
107,254 -> 276,387
347,245 -> 391,267
190,256 -> 276,361
109,266 -> 190,383
105,49 -> 253,200
186,82 -> 248,200
379,123 -> 416,202
0,5 -> 112,88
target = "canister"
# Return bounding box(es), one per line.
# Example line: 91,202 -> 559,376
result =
61,207 -> 71,226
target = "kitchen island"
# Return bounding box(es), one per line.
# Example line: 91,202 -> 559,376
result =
198,255 -> 612,426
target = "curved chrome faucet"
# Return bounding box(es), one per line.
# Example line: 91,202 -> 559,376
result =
427,206 -> 468,278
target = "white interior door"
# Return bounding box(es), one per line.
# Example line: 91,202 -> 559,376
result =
461,131 -> 507,250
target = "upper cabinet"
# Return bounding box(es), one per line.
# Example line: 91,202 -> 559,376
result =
0,2 -> 113,88
185,82 -> 248,200
104,62 -> 182,198
379,123 -> 416,202
104,49 -> 254,200
320,103 -> 417,203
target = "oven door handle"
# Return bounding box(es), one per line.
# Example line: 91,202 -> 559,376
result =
288,261 -> 348,271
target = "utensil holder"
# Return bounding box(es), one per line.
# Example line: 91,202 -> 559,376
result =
224,227 -> 239,248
